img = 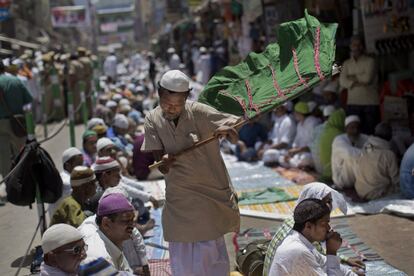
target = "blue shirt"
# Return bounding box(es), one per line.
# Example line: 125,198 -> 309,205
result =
238,122 -> 268,148
400,143 -> 414,199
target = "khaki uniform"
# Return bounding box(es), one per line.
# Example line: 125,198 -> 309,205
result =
68,59 -> 85,122
41,64 -> 65,121
79,55 -> 94,117
142,101 -> 240,242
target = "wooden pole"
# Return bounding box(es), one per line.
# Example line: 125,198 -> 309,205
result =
148,117 -> 250,170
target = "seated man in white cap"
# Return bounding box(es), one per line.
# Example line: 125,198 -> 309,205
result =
107,113 -> 133,155
48,147 -> 84,219
51,166 -> 96,227
40,223 -> 86,275
80,193 -> 137,273
261,103 -> 296,166
331,115 -> 368,189
142,69 -> 240,276
354,123 -> 399,200
280,102 -> 321,169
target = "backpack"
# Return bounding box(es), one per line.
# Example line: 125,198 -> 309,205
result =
236,239 -> 270,276
6,140 -> 62,206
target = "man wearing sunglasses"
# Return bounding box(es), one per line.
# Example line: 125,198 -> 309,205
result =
40,223 -> 86,275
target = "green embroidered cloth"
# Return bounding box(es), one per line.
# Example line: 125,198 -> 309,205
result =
238,187 -> 297,206
198,10 -> 337,118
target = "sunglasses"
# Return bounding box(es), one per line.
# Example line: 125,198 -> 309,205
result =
61,244 -> 88,255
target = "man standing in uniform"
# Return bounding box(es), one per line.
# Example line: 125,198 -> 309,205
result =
142,70 -> 240,276
0,61 -> 32,201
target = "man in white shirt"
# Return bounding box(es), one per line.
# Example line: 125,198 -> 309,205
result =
80,193 -> 136,273
104,51 -> 118,81
261,103 -> 296,165
48,147 -> 83,219
281,102 -> 320,168
332,116 -> 368,189
40,224 -> 86,276
168,48 -> 181,70
339,36 -> 379,134
270,198 -> 345,276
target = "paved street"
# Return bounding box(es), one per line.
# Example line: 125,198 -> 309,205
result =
1,123 -> 414,275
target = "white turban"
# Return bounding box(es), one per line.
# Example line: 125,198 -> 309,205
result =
62,147 -> 82,164
41,224 -> 83,254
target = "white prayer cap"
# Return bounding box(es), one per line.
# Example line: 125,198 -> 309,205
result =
119,98 -> 130,106
87,117 -> 106,130
345,115 -> 360,127
136,85 -> 145,92
323,105 -> 336,117
199,46 -> 207,53
105,100 -> 117,108
322,81 -> 339,93
62,147 -> 82,164
127,83 -> 136,92
112,94 -> 123,102
159,70 -> 190,93
42,224 -> 83,254
281,101 -> 293,111
262,149 -> 280,164
97,137 -> 115,152
113,114 -> 129,129
167,47 -> 176,54
307,101 -> 317,113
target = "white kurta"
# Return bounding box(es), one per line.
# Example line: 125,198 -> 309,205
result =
103,55 -> 118,79
331,134 -> 368,189
263,114 -> 296,163
354,136 -> 400,200
270,231 -> 343,276
169,236 -> 229,276
40,263 -> 73,276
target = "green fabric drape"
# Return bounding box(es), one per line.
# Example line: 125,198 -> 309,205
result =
198,10 -> 338,119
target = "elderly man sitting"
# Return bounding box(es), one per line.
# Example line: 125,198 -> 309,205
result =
354,123 -> 399,200
40,224 -> 86,275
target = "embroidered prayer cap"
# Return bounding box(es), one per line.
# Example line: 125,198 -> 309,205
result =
70,166 -> 96,187
92,156 -> 119,173
97,193 -> 134,216
294,101 -> 309,114
62,147 -> 82,164
345,115 -> 360,127
42,224 -> 83,254
97,137 -> 116,152
83,130 -> 97,141
113,113 -> 129,129
159,70 -> 191,93
293,198 -> 330,224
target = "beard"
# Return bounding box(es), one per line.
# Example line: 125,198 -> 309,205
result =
162,112 -> 180,121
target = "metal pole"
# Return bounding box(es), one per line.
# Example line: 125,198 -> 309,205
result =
24,105 -> 46,235
79,81 -> 88,127
67,91 -> 76,147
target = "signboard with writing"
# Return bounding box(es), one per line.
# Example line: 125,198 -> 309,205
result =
51,5 -> 90,28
